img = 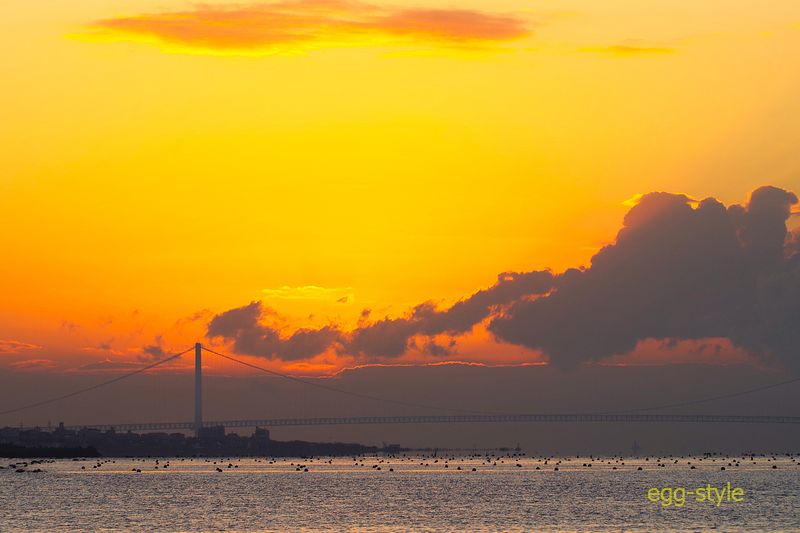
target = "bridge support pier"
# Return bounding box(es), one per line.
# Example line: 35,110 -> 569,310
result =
194,342 -> 202,437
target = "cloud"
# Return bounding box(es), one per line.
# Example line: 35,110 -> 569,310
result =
206,186 -> 800,373
0,340 -> 41,355
60,320 -> 80,332
141,338 -> 166,361
346,270 -> 555,359
207,301 -> 344,360
345,314 -> 418,358
786,228 -> 800,259
78,359 -> 151,371
9,359 -> 58,370
80,342 -> 126,357
581,44 -> 674,56
82,1 -> 530,56
262,285 -> 354,301
207,270 -> 554,360
183,310 -> 213,323
602,338 -> 758,367
489,186 -> 800,370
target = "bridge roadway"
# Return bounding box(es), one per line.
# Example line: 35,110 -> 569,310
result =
64,413 -> 800,432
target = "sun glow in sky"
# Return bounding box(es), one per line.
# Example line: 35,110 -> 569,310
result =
1,0 -> 799,375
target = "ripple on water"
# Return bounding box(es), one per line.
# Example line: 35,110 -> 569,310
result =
0,456 -> 798,532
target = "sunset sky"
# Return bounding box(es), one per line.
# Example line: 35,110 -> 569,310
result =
1,0 -> 799,377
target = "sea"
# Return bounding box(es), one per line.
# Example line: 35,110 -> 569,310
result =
1,455 -> 798,532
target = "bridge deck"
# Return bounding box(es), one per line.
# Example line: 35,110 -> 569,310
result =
64,413 -> 800,432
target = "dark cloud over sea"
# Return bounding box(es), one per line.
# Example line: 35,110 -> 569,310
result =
207,186 -> 800,371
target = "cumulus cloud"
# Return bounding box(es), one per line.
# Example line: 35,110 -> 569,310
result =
490,186 -> 800,370
207,301 -> 343,360
83,1 -> 530,55
207,270 -> 554,360
346,270 -> 554,358
206,186 -> 800,372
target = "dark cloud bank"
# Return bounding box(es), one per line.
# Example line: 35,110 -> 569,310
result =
208,186 -> 800,371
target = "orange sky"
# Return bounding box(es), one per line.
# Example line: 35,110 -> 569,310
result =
1,0 -> 799,375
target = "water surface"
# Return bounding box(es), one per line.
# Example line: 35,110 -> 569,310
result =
2,455 -> 799,531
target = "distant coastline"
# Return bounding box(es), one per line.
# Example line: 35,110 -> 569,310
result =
0,443 -> 100,459
1,424 -> 401,458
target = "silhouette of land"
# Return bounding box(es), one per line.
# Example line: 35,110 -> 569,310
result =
0,442 -> 100,459
0,424 -> 401,458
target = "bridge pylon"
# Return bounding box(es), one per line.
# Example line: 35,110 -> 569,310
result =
194,342 -> 202,436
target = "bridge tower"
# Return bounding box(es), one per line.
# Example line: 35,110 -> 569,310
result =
194,342 -> 203,436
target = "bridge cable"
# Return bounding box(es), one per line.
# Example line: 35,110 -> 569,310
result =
598,374 -> 800,415
202,346 -> 502,416
0,347 -> 194,416
204,347 -> 800,418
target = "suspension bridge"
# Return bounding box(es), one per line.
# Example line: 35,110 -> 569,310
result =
3,343 -> 800,434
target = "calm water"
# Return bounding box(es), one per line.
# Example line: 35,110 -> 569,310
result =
1,455 -> 799,532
